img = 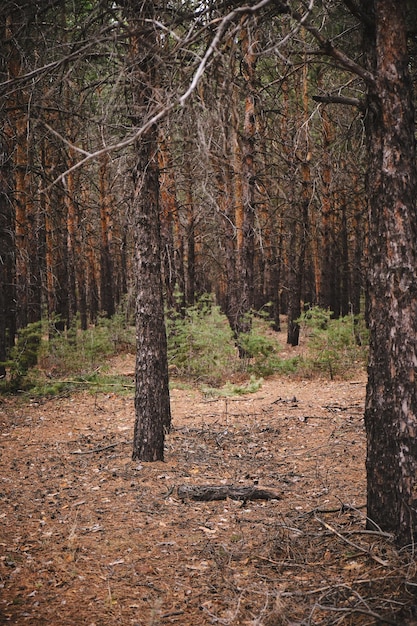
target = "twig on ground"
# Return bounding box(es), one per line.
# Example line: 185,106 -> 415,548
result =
70,442 -> 125,455
315,516 -> 390,566
55,378 -> 135,388
312,603 -> 398,625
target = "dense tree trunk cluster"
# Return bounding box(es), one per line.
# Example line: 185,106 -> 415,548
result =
0,1 -> 368,348
1,0 -> 417,543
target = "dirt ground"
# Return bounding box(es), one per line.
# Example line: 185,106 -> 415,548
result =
1,353 -> 417,625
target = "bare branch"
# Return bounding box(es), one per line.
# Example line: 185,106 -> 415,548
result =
315,517 -> 390,567
313,94 -> 364,108
179,0 -> 277,107
42,122 -> 92,157
283,2 -> 376,86
41,0 -> 287,189
0,24 -> 121,92
40,103 -> 176,192
40,0 -> 371,193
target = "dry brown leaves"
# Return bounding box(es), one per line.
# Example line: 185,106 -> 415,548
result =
1,361 -> 417,625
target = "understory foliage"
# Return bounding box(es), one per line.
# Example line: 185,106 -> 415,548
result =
0,300 -> 368,396
166,295 -> 236,385
166,295 -> 298,385
297,306 -> 368,379
42,313 -> 136,376
1,321 -> 42,390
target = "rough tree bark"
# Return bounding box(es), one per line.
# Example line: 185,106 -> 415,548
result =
286,59 -> 310,346
126,0 -> 171,462
236,17 -> 257,345
362,0 -> 417,545
292,0 -> 417,545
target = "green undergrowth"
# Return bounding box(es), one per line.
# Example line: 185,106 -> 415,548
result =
43,313 -> 135,376
297,306 -> 368,379
25,371 -> 135,398
0,312 -> 136,397
201,374 -> 264,398
1,321 -> 43,391
166,295 -> 298,389
0,298 -> 368,398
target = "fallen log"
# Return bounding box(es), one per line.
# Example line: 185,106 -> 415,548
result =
177,484 -> 281,502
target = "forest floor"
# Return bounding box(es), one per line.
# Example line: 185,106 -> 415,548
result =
1,349 -> 417,625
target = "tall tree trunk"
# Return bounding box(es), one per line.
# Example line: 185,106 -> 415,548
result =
184,150 -> 196,307
235,18 -> 257,348
82,187 -> 99,325
158,133 -> 177,310
219,18 -> 258,353
286,59 -> 311,346
363,0 -> 417,545
0,114 -> 16,375
0,10 -> 17,373
286,186 -> 309,346
6,8 -> 30,330
42,133 -> 68,331
351,174 -> 365,315
339,192 -> 350,317
99,153 -> 115,318
126,0 -> 171,462
216,154 -> 238,326
65,146 -> 78,323
318,103 -> 334,312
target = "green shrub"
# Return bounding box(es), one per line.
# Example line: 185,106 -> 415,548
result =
202,374 -> 264,397
166,297 -> 299,385
42,314 -> 135,377
166,295 -> 237,385
237,316 -> 299,377
297,306 -> 368,379
2,321 -> 43,390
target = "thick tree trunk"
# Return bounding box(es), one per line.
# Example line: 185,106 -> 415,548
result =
127,0 -> 171,462
364,0 -> 417,545
132,130 -> 171,461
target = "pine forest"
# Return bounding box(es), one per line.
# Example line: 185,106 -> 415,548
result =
1,1 -> 371,355
3,4 -> 417,613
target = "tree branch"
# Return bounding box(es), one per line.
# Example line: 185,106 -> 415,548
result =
283,2 -> 376,87
179,0 -> 277,106
40,0 -> 372,192
40,0 -> 286,189
312,94 -> 364,109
